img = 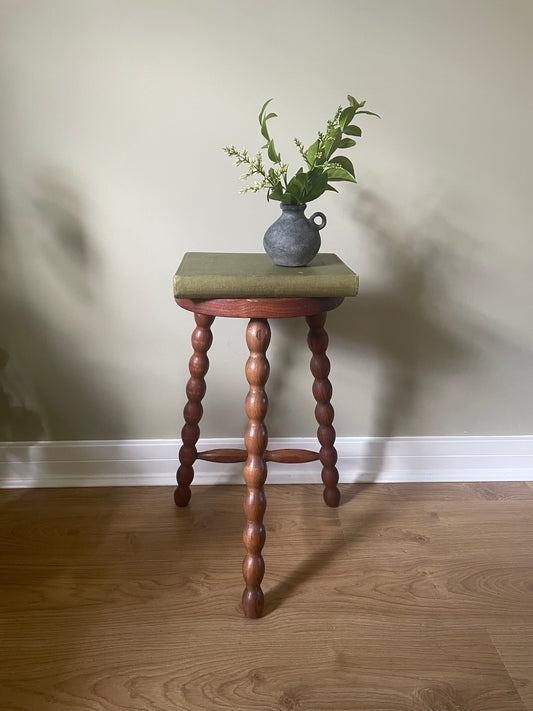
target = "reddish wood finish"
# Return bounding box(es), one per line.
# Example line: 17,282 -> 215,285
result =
174,295 -> 345,617
306,312 -> 341,507
174,313 -> 214,507
241,318 -> 270,618
176,296 -> 343,318
196,449 -> 248,463
265,448 -> 320,464
196,448 -> 320,464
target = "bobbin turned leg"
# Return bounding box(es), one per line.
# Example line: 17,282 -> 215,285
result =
174,313 -> 214,507
242,318 -> 270,618
306,312 -> 340,508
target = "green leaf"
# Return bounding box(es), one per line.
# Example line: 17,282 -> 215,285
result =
324,183 -> 339,193
344,124 -> 362,136
258,98 -> 273,125
324,128 -> 342,159
285,171 -> 308,203
347,95 -> 359,109
355,110 -> 381,118
281,192 -> 299,205
305,139 -> 320,168
333,128 -> 343,152
281,168 -> 330,204
268,182 -> 283,202
339,137 -> 356,149
326,165 -> 357,183
339,106 -> 356,130
261,107 -> 279,141
329,155 -> 356,177
305,168 -> 329,202
267,139 -> 280,163
259,100 -> 279,140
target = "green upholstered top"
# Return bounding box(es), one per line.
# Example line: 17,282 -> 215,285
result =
173,252 -> 359,299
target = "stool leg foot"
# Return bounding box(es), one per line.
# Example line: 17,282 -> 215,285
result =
175,313 -> 214,507
242,318 -> 270,618
306,312 -> 340,508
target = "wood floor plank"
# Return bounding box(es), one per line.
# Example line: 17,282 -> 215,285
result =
490,628 -> 533,710
1,483 -> 531,710
0,633 -> 526,711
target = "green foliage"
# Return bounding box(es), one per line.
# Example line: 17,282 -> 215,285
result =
223,95 -> 379,205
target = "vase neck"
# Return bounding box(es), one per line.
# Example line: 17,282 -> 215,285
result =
280,203 -> 306,212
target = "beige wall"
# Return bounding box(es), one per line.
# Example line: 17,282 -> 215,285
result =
1,0 -> 532,441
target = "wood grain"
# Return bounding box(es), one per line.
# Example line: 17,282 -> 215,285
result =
1,482 -> 532,710
196,448 -> 320,464
175,313 -> 214,507
241,318 -> 270,618
306,311 -> 340,507
175,296 -> 344,318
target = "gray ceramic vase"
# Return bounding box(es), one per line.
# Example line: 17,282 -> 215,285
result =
263,204 -> 327,267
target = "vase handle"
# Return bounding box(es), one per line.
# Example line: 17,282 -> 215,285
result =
309,212 -> 327,230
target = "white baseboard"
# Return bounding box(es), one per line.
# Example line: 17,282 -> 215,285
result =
1,436 -> 533,488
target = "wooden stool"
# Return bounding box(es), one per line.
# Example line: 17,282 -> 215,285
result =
173,253 -> 358,618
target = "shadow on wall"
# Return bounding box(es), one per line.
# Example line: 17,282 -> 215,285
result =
0,188 -> 44,443
0,347 -> 43,442
0,171 -> 123,445
32,174 -> 100,300
267,188 -> 492,493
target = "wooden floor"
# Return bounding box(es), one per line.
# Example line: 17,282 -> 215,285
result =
1,482 -> 532,711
